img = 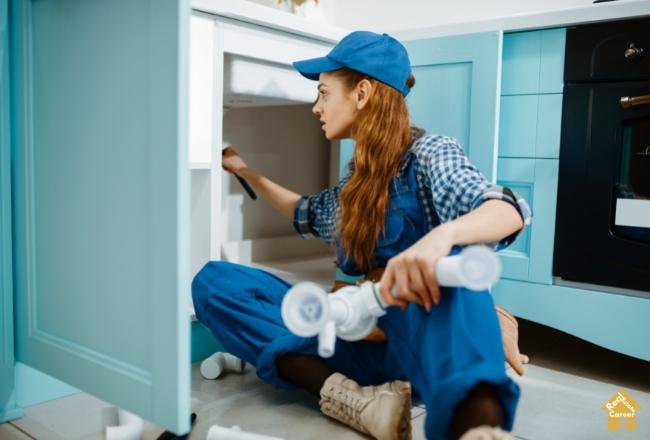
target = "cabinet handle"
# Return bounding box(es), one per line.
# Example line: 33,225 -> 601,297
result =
620,95 -> 650,108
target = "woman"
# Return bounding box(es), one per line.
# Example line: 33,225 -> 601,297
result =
192,31 -> 531,440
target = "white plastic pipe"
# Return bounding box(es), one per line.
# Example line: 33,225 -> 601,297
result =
200,351 -> 246,380
206,424 -> 284,440
318,320 -> 337,358
436,245 -> 501,291
105,408 -> 144,440
387,245 -> 500,300
329,298 -> 349,325
280,282 -> 329,337
282,246 -> 501,354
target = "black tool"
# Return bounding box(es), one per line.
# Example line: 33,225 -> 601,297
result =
222,145 -> 257,200
234,173 -> 257,200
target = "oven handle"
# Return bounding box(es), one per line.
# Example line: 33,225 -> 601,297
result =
620,95 -> 650,108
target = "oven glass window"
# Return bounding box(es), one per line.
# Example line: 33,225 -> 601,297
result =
612,119 -> 650,244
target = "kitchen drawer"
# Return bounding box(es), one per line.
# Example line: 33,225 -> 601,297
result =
496,158 -> 559,284
502,28 -> 566,95
499,93 -> 562,158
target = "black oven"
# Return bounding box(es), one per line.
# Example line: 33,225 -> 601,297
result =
554,17 -> 650,293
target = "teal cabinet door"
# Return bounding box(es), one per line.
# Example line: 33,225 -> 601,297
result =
500,29 -> 565,160
1,0 -> 21,422
403,32 -> 503,181
10,0 -> 191,434
496,158 -> 559,284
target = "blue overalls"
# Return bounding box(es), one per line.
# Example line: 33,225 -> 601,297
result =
192,151 -> 520,440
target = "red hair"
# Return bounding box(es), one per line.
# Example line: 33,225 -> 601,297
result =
334,69 -> 419,272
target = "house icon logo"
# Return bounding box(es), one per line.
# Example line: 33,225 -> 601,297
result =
602,389 -> 641,432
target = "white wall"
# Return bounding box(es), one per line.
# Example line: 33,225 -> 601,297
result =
332,0 -> 596,32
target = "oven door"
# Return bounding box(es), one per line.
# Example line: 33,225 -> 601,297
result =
554,81 -> 650,293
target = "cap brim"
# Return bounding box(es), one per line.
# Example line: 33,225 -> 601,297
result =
292,56 -> 343,81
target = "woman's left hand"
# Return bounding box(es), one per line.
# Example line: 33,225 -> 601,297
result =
378,225 -> 455,312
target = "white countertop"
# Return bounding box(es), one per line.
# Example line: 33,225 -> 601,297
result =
191,0 -> 349,43
192,0 -> 649,45
394,0 -> 650,40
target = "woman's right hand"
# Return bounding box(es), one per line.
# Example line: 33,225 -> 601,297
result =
222,146 -> 248,174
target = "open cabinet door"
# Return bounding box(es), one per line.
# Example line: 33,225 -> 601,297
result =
10,0 -> 191,434
1,0 -> 21,423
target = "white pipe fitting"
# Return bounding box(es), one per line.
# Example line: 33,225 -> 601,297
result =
200,352 -> 246,380
281,246 -> 501,357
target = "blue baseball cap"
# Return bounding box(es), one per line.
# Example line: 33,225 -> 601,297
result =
292,31 -> 412,97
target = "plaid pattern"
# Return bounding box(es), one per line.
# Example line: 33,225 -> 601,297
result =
293,134 -> 532,250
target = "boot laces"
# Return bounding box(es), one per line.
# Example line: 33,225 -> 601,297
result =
333,388 -> 368,427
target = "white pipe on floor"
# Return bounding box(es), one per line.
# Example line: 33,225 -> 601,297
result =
206,424 -> 284,440
104,408 -> 144,440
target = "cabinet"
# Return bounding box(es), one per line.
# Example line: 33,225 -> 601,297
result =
403,32 -> 502,182
3,10 -> 505,429
496,158 -> 558,284
492,29 -> 650,362
7,0 -> 192,432
189,13 -> 342,296
496,28 -> 564,284
3,0 -> 346,433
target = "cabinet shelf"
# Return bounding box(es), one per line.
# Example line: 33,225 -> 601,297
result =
190,162 -> 211,170
247,252 -> 337,292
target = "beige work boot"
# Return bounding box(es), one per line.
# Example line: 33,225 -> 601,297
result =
459,425 -> 517,440
495,305 -> 530,376
319,372 -> 412,440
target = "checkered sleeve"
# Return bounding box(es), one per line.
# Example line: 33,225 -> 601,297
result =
292,175 -> 348,244
416,135 -> 532,250
474,185 -> 533,249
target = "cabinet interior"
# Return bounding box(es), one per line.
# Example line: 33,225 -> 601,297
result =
191,103 -> 340,296
189,14 -> 342,317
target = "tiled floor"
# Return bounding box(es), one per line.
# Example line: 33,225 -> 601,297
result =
2,319 -> 649,440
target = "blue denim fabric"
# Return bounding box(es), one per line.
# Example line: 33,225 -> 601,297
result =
191,152 -> 520,439
337,151 -> 429,275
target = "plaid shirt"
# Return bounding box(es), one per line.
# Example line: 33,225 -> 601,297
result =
293,134 -> 532,250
